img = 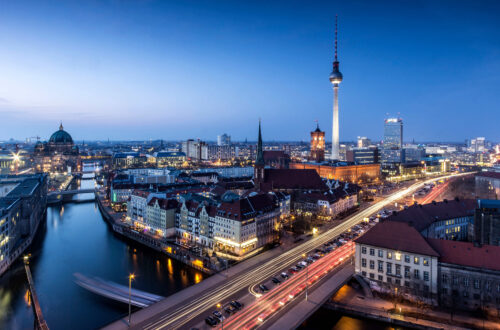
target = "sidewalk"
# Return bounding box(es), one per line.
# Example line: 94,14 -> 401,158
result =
327,284 -> 500,330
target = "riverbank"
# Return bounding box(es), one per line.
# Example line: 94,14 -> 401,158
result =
325,284 -> 500,330
95,191 -> 214,275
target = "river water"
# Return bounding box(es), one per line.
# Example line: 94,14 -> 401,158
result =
0,173 -> 204,329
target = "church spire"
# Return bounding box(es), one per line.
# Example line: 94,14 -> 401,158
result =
256,119 -> 264,166
59,121 -> 64,130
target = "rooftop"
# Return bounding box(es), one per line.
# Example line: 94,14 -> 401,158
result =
426,239 -> 500,272
355,221 -> 440,257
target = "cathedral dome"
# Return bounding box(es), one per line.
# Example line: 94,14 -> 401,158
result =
49,123 -> 73,144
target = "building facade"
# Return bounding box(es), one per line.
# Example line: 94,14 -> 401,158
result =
309,124 -> 325,162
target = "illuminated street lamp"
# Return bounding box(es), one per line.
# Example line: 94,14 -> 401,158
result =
302,253 -> 308,301
128,274 -> 135,326
216,303 -> 224,329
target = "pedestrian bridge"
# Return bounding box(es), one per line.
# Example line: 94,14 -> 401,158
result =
48,188 -> 96,196
74,273 -> 164,308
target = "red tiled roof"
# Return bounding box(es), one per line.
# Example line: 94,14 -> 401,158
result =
263,150 -> 288,161
148,197 -> 178,210
132,189 -> 150,198
355,221 -> 439,257
476,171 -> 500,180
426,239 -> 500,271
385,199 -> 476,232
217,193 -> 278,221
262,169 -> 326,190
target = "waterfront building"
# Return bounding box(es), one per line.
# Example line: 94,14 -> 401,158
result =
0,174 -> 47,276
355,219 -> 500,315
33,123 -> 80,173
309,123 -> 325,162
145,198 -> 178,237
155,151 -> 186,168
177,198 -> 217,249
474,199 -> 500,246
355,221 -> 441,304
427,239 -> 500,315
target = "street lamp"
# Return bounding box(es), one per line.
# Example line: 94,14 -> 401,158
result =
302,253 -> 308,301
216,303 -> 223,329
128,274 -> 135,326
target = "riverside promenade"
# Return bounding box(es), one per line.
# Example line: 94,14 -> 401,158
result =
325,284 -> 500,330
95,190 -> 214,274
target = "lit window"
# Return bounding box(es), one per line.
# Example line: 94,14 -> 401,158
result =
395,252 -> 401,261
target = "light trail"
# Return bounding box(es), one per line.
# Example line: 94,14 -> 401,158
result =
139,173 -> 469,330
223,243 -> 354,329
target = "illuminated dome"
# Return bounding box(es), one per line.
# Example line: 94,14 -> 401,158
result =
49,123 -> 73,144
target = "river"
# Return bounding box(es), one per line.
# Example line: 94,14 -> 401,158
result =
0,172 -> 205,329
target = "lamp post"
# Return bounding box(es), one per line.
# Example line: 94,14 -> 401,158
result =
302,253 -> 308,301
128,274 -> 135,326
216,303 -> 223,329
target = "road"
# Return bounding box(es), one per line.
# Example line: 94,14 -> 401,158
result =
107,172 -> 468,330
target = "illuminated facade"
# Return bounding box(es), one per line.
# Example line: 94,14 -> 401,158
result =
33,123 -> 80,173
309,123 -> 325,162
289,162 -> 380,183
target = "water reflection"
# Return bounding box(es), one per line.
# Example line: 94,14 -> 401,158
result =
0,174 -> 205,329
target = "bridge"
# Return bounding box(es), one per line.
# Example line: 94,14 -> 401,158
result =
74,273 -> 164,308
103,172 -> 471,330
48,188 -> 96,197
24,257 -> 49,330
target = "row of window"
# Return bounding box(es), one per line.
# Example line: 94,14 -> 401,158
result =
361,258 -> 430,281
361,246 -> 429,266
442,274 -> 500,292
361,271 -> 430,291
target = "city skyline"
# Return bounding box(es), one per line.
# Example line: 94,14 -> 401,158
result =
1,1 -> 499,142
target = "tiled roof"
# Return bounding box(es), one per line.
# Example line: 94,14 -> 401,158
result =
262,169 -> 326,190
355,221 -> 440,257
385,199 -> 476,232
263,150 -> 289,161
217,193 -> 278,221
148,197 -> 178,210
426,239 -> 500,271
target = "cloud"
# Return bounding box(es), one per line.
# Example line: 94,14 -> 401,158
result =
0,97 -> 9,104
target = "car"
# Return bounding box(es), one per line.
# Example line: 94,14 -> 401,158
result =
295,264 -> 304,270
205,316 -> 218,327
259,284 -> 269,292
213,311 -> 225,322
299,261 -> 308,267
272,277 -> 281,284
230,300 -> 244,310
280,272 -> 289,279
289,268 -> 297,274
224,306 -> 235,315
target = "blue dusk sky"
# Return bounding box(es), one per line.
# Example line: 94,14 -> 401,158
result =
0,0 -> 499,142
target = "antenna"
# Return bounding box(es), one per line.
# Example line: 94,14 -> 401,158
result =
335,15 -> 338,61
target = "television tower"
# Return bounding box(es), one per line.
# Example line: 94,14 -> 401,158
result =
329,15 -> 343,160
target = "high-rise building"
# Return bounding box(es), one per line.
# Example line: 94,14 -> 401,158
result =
381,117 -> 403,164
470,137 -> 486,153
181,139 -> 208,160
329,15 -> 343,161
309,123 -> 325,162
217,133 -> 231,146
357,137 -> 371,148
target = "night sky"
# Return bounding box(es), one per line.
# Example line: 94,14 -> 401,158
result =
0,0 -> 499,142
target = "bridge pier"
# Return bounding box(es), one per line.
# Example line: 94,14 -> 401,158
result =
24,256 -> 49,330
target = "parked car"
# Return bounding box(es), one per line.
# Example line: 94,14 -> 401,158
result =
272,277 -> 281,284
259,284 -> 269,292
230,300 -> 244,310
213,310 -> 225,322
281,272 -> 289,279
205,316 -> 218,327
